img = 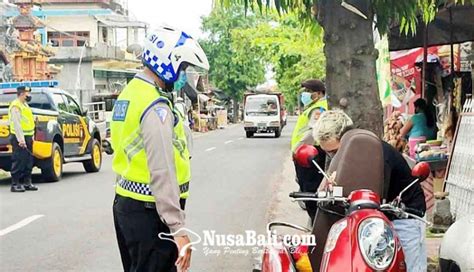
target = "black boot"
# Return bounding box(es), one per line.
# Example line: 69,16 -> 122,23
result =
11,179 -> 25,192
23,178 -> 38,191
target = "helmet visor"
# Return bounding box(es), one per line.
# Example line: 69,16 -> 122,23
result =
183,66 -> 207,89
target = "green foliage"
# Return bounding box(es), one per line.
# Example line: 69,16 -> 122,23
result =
200,7 -> 266,100
231,13 -> 325,111
215,0 -> 474,36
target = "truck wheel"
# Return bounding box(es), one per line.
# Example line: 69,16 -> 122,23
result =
41,143 -> 63,182
246,131 -> 254,138
275,129 -> 281,138
83,139 -> 102,173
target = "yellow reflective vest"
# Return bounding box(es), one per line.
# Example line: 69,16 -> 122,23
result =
291,98 -> 328,151
8,99 -> 35,136
111,78 -> 191,201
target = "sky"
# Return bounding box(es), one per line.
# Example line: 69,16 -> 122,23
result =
127,0 -> 214,39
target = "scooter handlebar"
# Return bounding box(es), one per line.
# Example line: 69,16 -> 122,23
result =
289,192 -> 317,198
289,192 -> 348,204
379,204 -> 431,225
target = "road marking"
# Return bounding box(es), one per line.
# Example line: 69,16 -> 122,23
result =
205,147 -> 216,152
225,140 -> 234,144
0,215 -> 44,237
237,137 -> 244,140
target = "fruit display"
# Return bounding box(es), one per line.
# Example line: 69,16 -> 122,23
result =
416,142 -> 449,161
383,111 -> 406,152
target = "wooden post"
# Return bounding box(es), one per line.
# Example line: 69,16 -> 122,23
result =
422,22 -> 428,99
449,7 -> 455,77
197,94 -> 201,132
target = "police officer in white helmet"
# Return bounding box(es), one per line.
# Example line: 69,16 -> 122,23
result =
111,26 -> 209,272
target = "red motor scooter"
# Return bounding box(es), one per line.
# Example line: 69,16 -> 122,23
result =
256,145 -> 431,272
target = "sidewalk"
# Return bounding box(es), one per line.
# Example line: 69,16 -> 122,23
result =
192,123 -> 241,138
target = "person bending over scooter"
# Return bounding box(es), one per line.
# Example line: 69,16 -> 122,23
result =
313,110 -> 427,272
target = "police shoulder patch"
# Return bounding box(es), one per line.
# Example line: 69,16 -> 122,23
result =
112,100 -> 129,121
154,107 -> 168,123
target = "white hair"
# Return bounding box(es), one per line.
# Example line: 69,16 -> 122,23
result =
313,110 -> 354,143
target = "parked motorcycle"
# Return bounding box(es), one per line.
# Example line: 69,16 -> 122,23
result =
256,144 -> 431,272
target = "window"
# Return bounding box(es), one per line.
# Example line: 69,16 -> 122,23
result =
0,93 -> 17,106
61,40 -> 74,47
0,93 -> 52,110
47,31 -> 90,47
50,40 -> 59,47
104,98 -> 116,111
28,94 -> 53,110
245,96 -> 279,116
52,94 -> 68,112
102,27 -> 108,43
64,95 -> 82,116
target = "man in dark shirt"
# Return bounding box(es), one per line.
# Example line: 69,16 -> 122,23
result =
314,110 -> 427,272
383,141 -> 426,215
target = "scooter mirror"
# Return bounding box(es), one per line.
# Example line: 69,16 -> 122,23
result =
294,144 -> 318,168
412,162 -> 431,181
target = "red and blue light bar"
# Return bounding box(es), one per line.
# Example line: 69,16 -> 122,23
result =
0,80 -> 59,89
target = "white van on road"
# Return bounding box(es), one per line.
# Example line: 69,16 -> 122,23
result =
243,93 -> 284,138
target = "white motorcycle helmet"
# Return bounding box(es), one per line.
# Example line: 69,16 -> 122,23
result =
142,26 -> 209,90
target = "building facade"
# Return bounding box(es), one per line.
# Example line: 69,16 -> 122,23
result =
6,0 -> 146,103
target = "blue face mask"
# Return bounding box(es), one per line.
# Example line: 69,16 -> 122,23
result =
301,92 -> 313,107
173,71 -> 187,92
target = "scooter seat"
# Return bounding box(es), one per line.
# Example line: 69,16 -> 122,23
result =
328,128 -> 384,196
310,128 -> 384,271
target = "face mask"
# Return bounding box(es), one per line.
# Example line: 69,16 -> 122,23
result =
25,95 -> 32,102
326,150 -> 337,159
301,92 -> 313,106
173,71 -> 187,92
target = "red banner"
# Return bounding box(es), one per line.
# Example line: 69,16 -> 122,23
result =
390,45 -> 462,95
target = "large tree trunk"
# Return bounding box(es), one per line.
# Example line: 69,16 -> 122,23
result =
317,0 -> 383,136
308,1 -> 383,270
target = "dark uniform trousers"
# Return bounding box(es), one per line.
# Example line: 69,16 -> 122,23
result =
113,194 -> 186,272
294,146 -> 326,223
10,135 -> 34,184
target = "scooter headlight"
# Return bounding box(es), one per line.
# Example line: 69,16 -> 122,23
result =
358,218 -> 395,270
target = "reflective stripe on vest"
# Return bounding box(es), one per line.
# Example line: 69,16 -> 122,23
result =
118,178 -> 189,196
290,98 -> 329,151
111,78 -> 191,202
8,99 -> 35,136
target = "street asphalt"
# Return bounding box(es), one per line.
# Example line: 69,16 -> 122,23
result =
0,117 -> 298,272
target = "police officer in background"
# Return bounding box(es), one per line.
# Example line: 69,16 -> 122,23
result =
111,26 -> 209,272
9,86 -> 38,192
290,79 -> 328,222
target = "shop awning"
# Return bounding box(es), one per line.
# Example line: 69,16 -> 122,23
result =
183,82 -> 198,102
199,94 -> 210,103
94,14 -> 148,29
210,88 -> 231,103
389,4 -> 474,51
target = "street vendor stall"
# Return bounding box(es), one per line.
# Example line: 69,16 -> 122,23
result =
386,47 -> 472,213
386,3 -> 474,215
